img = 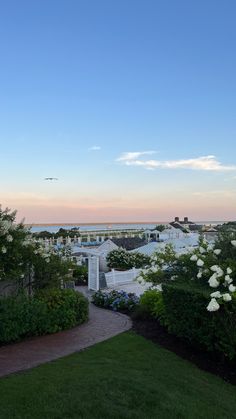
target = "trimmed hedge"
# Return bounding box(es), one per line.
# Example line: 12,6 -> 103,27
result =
162,281 -> 236,360
0,289 -> 88,344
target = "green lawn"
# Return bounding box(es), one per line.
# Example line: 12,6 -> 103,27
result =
0,332 -> 236,419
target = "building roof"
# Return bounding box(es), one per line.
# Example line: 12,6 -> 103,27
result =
130,233 -> 199,256
96,239 -> 118,255
72,239 -> 118,257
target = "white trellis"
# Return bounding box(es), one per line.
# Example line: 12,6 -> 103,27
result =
88,256 -> 99,291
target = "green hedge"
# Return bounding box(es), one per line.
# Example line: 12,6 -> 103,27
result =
139,289 -> 167,324
0,289 -> 88,344
162,281 -> 236,360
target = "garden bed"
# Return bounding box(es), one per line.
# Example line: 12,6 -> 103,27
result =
132,316 -> 236,385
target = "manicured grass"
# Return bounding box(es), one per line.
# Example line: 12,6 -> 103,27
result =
0,332 -> 236,419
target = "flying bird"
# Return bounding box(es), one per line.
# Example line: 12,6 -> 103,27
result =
44,177 -> 58,181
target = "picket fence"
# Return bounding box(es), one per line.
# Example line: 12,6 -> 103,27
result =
105,268 -> 141,287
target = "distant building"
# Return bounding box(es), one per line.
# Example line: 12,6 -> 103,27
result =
170,217 -> 202,232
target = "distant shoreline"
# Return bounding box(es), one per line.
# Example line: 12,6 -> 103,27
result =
26,220 -> 227,227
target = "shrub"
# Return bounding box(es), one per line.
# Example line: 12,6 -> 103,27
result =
107,248 -> 150,270
73,265 -> 88,285
92,290 -> 139,312
139,289 -> 167,324
162,281 -> 236,360
0,289 -> 88,344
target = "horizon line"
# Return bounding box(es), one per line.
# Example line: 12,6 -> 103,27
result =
25,219 -> 230,227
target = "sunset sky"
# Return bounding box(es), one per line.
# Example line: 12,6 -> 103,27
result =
0,0 -> 236,223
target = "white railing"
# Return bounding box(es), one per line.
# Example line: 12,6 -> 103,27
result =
105,268 -> 141,287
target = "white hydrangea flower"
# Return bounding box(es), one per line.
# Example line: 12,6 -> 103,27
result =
6,234 -> 13,242
210,265 -> 218,272
225,275 -> 233,284
197,259 -> 204,267
208,274 -> 220,288
229,284 -> 236,292
190,254 -> 198,261
213,249 -> 221,255
207,298 -> 220,312
227,267 -> 232,274
1,246 -> 7,254
231,240 -> 236,247
199,247 -> 206,254
210,265 -> 223,277
210,291 -> 221,298
197,271 -> 202,279
222,293 -> 232,302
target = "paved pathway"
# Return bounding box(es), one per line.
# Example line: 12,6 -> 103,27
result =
0,293 -> 132,378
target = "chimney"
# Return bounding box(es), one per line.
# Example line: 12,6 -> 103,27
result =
175,217 -> 179,222
184,217 -> 188,223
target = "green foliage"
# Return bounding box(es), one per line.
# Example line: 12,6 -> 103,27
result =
214,231 -> 236,261
32,253 -> 74,290
162,281 -> 236,360
32,227 -> 81,239
107,248 -> 150,270
72,265 -> 88,285
153,224 -> 166,232
139,289 -> 167,324
217,222 -> 236,233
0,289 -> 88,343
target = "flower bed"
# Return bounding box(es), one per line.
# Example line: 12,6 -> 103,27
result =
92,290 -> 139,313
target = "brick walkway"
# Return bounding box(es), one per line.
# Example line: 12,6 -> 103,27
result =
0,293 -> 132,378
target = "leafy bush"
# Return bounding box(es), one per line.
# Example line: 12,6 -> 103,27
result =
139,289 -> 167,324
92,290 -> 139,312
107,248 -> 150,270
0,289 -> 88,344
162,281 -> 236,360
73,265 -> 88,285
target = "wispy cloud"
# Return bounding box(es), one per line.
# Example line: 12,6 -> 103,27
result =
117,152 -> 236,172
117,151 -> 156,161
88,146 -> 101,151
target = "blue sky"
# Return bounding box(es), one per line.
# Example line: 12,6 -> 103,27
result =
0,0 -> 236,222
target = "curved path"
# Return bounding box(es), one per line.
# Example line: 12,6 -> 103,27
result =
0,301 -> 132,378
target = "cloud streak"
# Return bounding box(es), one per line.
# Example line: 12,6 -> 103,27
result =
88,146 -> 101,151
117,152 -> 236,172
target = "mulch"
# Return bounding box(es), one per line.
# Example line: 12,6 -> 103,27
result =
132,317 -> 236,385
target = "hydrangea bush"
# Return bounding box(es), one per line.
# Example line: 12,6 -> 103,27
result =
92,289 -> 139,312
106,247 -> 150,270
138,237 -> 236,312
0,205 -> 75,292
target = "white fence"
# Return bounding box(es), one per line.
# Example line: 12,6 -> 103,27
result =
105,268 -> 141,287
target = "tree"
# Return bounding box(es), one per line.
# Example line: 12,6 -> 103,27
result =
153,224 -> 166,232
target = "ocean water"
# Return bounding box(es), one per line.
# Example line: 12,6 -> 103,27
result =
30,221 -> 226,233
